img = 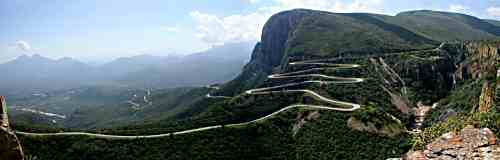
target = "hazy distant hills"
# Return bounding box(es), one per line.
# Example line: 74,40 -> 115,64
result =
486,19 -> 500,27
10,9 -> 500,160
98,54 -> 180,79
1,54 -> 98,96
117,42 -> 253,88
0,42 -> 254,97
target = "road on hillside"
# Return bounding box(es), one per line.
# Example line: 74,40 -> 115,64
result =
17,60 -> 363,139
17,44 -> 444,139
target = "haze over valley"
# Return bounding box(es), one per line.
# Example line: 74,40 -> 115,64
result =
2,0 -> 500,160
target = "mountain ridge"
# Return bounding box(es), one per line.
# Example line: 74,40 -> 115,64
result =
218,9 -> 500,96
7,9 -> 500,160
0,42 -> 254,97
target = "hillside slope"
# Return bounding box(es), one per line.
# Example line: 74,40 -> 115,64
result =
218,9 -> 500,96
486,19 -> 500,27
388,10 -> 500,41
12,9 -> 500,160
1,42 -> 253,97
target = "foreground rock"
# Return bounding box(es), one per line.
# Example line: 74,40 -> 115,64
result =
0,96 -> 24,160
404,125 -> 500,160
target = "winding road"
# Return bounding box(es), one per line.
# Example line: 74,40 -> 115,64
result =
16,60 -> 364,139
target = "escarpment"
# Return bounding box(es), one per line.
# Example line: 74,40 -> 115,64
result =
453,42 -> 499,112
0,96 -> 24,160
469,42 -> 500,113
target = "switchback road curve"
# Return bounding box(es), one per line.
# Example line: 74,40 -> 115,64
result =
16,60 -> 364,139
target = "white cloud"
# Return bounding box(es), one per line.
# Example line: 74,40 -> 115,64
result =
190,0 -> 384,46
15,40 -> 33,53
448,4 -> 469,13
487,7 -> 500,17
190,10 -> 268,46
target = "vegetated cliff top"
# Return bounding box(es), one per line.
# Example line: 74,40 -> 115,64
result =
263,9 -> 500,60
220,9 -> 500,96
256,9 -> 500,69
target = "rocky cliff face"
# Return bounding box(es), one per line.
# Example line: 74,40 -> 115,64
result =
455,42 -> 499,112
471,43 -> 499,113
257,9 -> 309,70
0,96 -> 24,160
405,126 -> 500,160
479,81 -> 495,112
216,10 -> 310,95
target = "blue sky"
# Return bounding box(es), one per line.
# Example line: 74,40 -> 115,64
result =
1,0 -> 500,63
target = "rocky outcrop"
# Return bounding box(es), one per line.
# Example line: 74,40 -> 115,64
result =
446,42 -> 499,114
0,96 -> 24,160
446,42 -> 498,81
465,42 -> 499,113
404,126 -> 500,160
258,9 -> 309,69
479,81 -> 495,113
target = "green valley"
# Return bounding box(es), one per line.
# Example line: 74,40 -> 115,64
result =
2,8 -> 500,160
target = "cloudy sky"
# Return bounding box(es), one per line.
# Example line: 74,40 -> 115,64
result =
1,0 -> 500,62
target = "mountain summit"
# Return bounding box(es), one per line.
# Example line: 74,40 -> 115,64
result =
218,9 -> 500,96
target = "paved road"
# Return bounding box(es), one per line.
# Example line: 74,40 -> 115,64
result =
16,125 -> 223,140
205,93 -> 232,99
17,60 -> 364,139
15,44 -> 446,139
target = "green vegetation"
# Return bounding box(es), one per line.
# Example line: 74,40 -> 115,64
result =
19,108 -> 410,160
10,87 -> 218,130
12,9 -> 500,160
285,11 -> 438,58
295,111 -> 410,159
388,10 -> 500,41
428,79 -> 483,124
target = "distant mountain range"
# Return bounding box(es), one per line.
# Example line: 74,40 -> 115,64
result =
0,42 -> 254,97
9,9 -> 500,160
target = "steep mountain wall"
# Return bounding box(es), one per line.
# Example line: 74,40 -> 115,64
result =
223,9 -> 500,97
453,42 -> 499,113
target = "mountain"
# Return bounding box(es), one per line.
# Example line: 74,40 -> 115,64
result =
486,19 -> 500,27
115,42 -> 253,88
0,42 -> 254,97
99,54 -> 179,79
388,10 -> 500,41
9,9 -> 500,160
5,42 -> 254,129
0,55 -> 97,97
218,9 -> 500,95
